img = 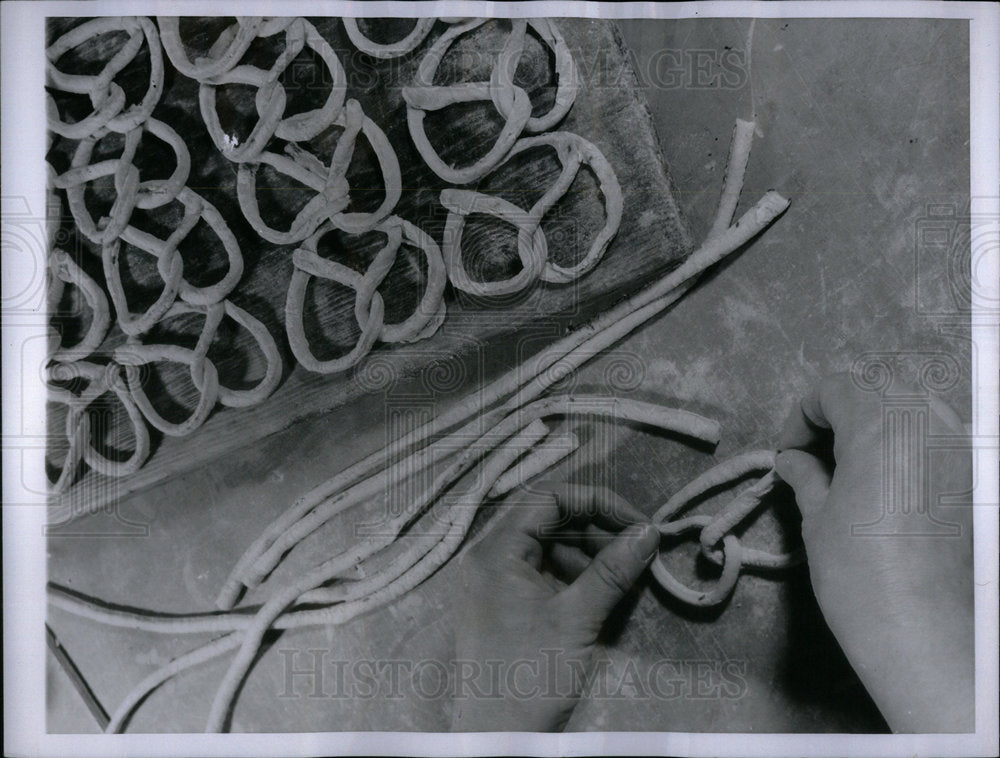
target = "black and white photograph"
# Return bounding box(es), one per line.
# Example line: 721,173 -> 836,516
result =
2,1 -> 998,756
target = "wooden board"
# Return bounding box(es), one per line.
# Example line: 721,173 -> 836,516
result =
45,18 -> 692,519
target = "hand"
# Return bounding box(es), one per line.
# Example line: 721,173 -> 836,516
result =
449,483 -> 659,732
775,373 -> 974,733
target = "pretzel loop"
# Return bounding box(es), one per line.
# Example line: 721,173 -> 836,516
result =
170,189 -> 244,306
342,18 -> 437,59
47,249 -> 111,362
45,361 -> 151,489
402,19 -> 534,184
440,189 -> 547,296
114,342 -> 221,437
77,362 -> 152,477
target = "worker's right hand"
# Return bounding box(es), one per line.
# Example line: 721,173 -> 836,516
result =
775,373 -> 974,733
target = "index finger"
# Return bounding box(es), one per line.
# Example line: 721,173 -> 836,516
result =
529,481 -> 650,534
472,488 -> 560,569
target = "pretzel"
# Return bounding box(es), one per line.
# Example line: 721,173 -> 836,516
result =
285,216 -> 447,373
402,19 -> 532,184
439,189 -> 547,296
198,18 -> 347,161
114,342 -> 221,437
236,99 -> 400,244
46,17 -> 164,138
45,361 -> 151,491
488,18 -> 579,134
342,17 -> 436,59
162,299 -> 282,408
651,451 -> 805,607
440,131 -> 622,294
56,118 -> 192,236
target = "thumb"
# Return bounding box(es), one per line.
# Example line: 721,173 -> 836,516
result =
775,449 -> 832,519
560,523 -> 659,632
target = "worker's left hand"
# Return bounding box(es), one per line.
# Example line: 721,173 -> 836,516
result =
450,483 -> 659,732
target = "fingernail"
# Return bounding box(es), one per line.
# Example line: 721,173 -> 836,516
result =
627,523 -> 659,563
773,450 -> 790,476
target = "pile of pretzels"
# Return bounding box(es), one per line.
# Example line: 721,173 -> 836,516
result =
44,16 -> 622,493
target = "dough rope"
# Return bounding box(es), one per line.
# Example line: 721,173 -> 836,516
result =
651,451 -> 805,607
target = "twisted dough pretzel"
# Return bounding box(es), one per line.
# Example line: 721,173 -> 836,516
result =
402,19 -> 532,184
440,131 -> 622,295
95,182 -> 245,340
403,18 -> 579,183
196,17 -> 347,161
112,296 -> 282,435
56,118 -> 192,239
114,342 -> 221,437
46,361 -> 151,489
651,450 -> 805,607
286,216 -> 447,373
439,191 -> 547,296
236,99 -> 401,244
46,17 -> 164,139
155,300 -> 283,408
